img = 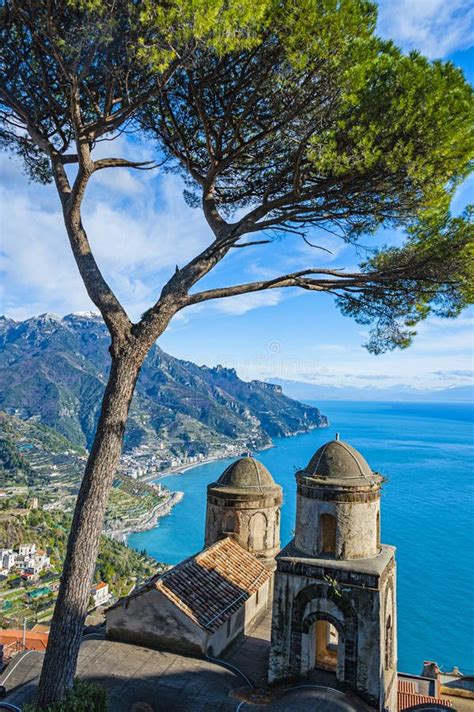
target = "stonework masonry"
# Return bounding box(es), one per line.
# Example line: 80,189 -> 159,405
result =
205,457 -> 283,571
268,438 -> 398,712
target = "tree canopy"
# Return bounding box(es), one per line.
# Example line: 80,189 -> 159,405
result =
1,0 -> 472,352
0,0 -> 272,182
138,0 -> 473,350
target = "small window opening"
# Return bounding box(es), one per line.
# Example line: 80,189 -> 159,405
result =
223,513 -> 235,534
320,514 -> 337,555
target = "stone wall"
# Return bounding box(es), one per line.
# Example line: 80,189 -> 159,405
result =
268,543 -> 397,712
106,577 -> 271,659
294,477 -> 381,560
106,587 -> 208,657
295,494 -> 380,559
205,490 -> 281,570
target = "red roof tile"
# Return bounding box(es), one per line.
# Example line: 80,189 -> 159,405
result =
154,538 -> 270,633
0,629 -> 49,652
398,680 -> 452,710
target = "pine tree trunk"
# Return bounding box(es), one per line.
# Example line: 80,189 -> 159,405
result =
35,351 -> 142,707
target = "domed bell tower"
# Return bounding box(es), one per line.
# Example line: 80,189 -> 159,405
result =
269,436 -> 397,712
205,457 -> 282,572
295,433 -> 381,560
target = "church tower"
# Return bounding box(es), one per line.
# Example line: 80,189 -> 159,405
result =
268,436 -> 397,711
205,457 -> 282,571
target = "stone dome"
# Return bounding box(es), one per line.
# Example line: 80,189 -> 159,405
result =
302,438 -> 382,486
216,457 -> 277,491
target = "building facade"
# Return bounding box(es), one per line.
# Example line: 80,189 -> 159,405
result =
268,436 -> 397,711
91,581 -> 109,608
106,457 -> 279,657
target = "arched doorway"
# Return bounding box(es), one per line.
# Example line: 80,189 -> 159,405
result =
290,584 -> 358,685
305,613 -> 344,677
315,620 -> 339,670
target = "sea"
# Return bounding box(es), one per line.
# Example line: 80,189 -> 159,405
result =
128,400 -> 474,676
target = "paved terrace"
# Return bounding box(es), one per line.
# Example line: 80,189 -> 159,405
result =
0,619 -> 366,711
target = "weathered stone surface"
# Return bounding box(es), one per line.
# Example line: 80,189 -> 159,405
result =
0,637 -> 367,711
216,457 -> 277,491
295,484 -> 381,559
205,456 -> 283,571
268,438 -> 397,712
304,439 -> 383,487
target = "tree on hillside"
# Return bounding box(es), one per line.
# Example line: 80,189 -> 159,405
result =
1,0 -> 473,705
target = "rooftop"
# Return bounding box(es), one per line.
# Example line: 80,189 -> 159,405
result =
0,636 -> 366,711
398,679 -> 452,710
0,628 -> 49,652
109,538 -> 271,634
156,538 -> 270,632
213,456 -> 279,494
301,437 -> 383,487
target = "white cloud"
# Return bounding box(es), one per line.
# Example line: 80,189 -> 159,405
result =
211,290 -> 283,315
0,151 -> 215,321
0,151 -> 298,323
376,0 -> 474,58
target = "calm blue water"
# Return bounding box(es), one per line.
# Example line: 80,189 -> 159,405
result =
129,401 -> 474,675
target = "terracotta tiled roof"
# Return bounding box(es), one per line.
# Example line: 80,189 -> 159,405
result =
398,680 -> 452,710
95,581 -> 108,590
154,538 -> 270,633
0,629 -> 49,652
31,624 -> 49,633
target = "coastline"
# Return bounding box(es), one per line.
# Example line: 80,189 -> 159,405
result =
106,491 -> 184,543
140,452 -> 248,484
121,423 -> 328,538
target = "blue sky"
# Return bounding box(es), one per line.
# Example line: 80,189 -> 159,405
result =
0,0 -> 473,391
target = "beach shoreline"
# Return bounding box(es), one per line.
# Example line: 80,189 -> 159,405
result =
140,452 -> 249,484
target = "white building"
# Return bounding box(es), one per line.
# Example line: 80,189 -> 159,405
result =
24,564 -> 41,576
1,549 -> 16,572
19,543 -> 36,557
35,550 -> 50,569
91,581 -> 109,608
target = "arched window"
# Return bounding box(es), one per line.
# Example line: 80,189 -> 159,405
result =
320,514 -> 337,555
385,615 -> 393,669
223,513 -> 235,533
249,512 -> 267,551
376,510 -> 381,548
274,508 -> 281,545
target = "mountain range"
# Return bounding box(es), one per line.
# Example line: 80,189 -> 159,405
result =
0,313 -> 327,455
269,379 -> 474,403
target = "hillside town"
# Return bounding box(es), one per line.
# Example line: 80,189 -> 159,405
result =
0,543 -> 50,581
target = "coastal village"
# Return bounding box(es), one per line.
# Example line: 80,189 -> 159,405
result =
0,415 -> 249,655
